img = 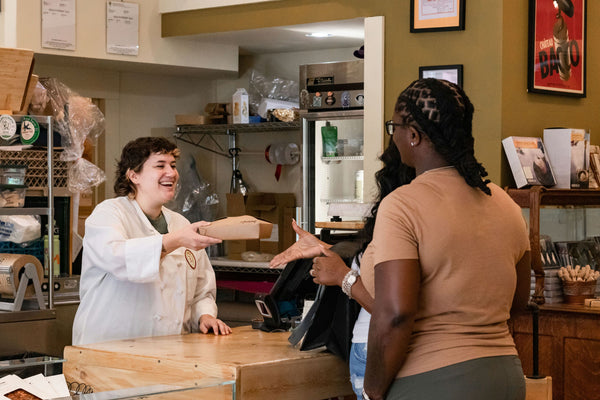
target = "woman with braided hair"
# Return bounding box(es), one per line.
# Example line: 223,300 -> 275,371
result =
269,139 -> 415,398
361,79 -> 531,400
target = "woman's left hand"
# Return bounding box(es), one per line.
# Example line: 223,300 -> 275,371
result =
199,314 -> 233,335
311,246 -> 350,287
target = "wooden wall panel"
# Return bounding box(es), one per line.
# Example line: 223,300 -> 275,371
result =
563,338 -> 600,400
510,308 -> 600,400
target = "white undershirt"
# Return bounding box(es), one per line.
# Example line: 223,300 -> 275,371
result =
351,256 -> 370,343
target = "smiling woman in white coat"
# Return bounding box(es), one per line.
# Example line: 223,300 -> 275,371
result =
72,137 -> 232,345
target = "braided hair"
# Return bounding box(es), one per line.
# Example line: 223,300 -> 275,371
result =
356,140 -> 416,258
396,78 -> 491,195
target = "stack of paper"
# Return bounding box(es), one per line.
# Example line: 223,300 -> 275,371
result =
0,373 -> 70,399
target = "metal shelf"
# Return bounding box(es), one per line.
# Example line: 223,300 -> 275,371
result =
321,155 -> 363,163
173,121 -> 301,158
0,115 -> 57,309
175,121 -> 300,136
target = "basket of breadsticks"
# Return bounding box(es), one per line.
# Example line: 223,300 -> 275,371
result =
558,265 -> 599,304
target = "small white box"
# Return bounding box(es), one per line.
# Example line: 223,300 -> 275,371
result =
232,88 -> 249,123
543,128 -> 589,189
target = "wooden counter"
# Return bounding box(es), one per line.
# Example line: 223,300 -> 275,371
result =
63,325 -> 353,400
510,304 -> 600,400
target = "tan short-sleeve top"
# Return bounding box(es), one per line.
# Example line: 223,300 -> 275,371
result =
360,168 -> 529,378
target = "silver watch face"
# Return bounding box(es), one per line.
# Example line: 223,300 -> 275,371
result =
348,274 -> 357,285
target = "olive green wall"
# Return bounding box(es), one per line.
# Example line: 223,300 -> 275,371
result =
502,0 -> 600,187
163,1 -> 598,186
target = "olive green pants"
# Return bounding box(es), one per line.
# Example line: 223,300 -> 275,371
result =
386,355 -> 525,400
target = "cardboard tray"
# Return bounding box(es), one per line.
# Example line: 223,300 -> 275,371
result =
197,215 -> 273,240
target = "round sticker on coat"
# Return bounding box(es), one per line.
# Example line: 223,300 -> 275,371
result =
184,249 -> 197,269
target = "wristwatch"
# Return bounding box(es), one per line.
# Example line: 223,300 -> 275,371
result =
341,269 -> 359,298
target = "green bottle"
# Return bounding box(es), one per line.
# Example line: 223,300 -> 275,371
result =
321,122 -> 338,157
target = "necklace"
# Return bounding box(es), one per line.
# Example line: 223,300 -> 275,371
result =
421,165 -> 455,175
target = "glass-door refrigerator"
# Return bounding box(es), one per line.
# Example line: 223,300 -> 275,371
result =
299,60 -> 372,234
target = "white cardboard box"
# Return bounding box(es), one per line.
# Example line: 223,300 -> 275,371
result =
543,128 -> 589,189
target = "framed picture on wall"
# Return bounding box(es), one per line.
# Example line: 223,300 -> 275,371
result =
527,0 -> 586,97
410,0 -> 465,32
419,64 -> 463,87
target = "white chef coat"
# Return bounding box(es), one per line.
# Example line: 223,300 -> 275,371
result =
72,196 -> 218,345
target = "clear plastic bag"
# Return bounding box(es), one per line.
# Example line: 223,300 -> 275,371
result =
166,154 -> 220,222
38,78 -> 106,194
248,69 -> 299,116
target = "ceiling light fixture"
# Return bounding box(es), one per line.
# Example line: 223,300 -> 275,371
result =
305,32 -> 333,38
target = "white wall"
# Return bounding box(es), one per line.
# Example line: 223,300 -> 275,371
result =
33,62 -> 217,199
2,0 -> 238,75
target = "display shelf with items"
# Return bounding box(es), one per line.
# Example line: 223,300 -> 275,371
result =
506,186 -> 600,306
0,115 -> 59,310
507,186 -> 600,400
174,121 -> 301,195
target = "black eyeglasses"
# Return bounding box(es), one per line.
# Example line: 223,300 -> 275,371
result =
385,120 -> 402,136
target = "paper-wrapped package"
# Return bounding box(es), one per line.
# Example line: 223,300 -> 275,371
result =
197,215 -> 272,240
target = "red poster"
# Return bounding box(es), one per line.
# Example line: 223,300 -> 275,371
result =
528,0 -> 586,97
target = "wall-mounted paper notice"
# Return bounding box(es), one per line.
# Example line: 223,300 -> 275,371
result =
106,1 -> 139,56
41,0 -> 76,51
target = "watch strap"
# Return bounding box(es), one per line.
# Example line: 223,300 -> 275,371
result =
341,269 -> 359,298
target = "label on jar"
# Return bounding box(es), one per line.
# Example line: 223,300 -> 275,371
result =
20,116 -> 40,144
0,115 -> 17,140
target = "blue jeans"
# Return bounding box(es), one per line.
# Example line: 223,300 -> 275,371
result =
349,342 -> 367,399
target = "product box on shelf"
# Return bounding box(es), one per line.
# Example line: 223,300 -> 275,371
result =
226,192 -> 295,259
232,88 -> 249,124
543,128 -> 590,189
502,136 -> 556,188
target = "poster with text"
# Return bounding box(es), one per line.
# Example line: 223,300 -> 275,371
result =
528,0 -> 586,97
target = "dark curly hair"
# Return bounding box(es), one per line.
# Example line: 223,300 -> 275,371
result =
396,78 -> 491,195
356,140 -> 416,258
114,137 -> 180,197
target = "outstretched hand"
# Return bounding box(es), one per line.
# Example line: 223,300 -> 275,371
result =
162,221 -> 222,254
269,219 -> 330,268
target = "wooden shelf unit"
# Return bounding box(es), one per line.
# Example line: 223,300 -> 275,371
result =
507,186 -> 600,400
506,186 -> 600,304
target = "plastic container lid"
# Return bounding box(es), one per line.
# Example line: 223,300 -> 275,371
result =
0,164 -> 27,171
0,183 -> 28,189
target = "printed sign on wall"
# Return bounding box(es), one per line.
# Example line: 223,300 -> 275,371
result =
527,0 -> 586,97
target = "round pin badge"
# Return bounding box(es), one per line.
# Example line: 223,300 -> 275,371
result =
20,116 -> 40,145
0,115 -> 17,141
184,249 -> 197,270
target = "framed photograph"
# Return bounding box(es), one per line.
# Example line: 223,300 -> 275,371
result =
419,64 -> 463,87
410,0 -> 465,32
527,0 -> 586,97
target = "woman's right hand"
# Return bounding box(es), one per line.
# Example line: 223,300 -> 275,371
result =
162,221 -> 222,253
269,219 -> 331,268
